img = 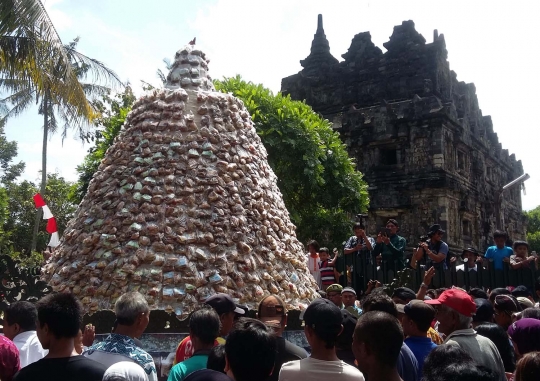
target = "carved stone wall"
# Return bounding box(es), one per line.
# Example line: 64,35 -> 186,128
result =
282,17 -> 526,252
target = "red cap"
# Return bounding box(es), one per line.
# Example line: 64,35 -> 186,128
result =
425,289 -> 476,317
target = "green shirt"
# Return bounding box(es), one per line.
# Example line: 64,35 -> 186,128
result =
374,234 -> 406,271
168,353 -> 209,381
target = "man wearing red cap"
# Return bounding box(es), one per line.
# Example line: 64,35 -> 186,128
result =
425,289 -> 506,381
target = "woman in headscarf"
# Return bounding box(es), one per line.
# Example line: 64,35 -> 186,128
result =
103,361 -> 149,381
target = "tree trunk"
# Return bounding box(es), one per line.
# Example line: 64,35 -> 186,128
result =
31,91 -> 49,252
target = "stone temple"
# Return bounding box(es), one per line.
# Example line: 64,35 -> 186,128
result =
43,44 -> 318,316
282,16 -> 526,252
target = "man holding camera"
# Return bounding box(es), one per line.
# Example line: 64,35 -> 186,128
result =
344,222 -> 375,290
413,224 -> 449,271
373,219 -> 406,272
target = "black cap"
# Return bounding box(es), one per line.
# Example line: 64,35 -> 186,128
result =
392,287 -> 416,302
184,369 -> 231,381
302,298 -> 342,331
205,293 -> 245,316
461,247 -> 479,259
427,224 -> 445,236
512,285 -> 532,298
473,298 -> 494,323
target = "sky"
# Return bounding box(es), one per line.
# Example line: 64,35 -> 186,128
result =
5,0 -> 540,210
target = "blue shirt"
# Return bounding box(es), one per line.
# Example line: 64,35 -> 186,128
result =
398,343 -> 419,381
405,336 -> 437,379
484,246 -> 513,270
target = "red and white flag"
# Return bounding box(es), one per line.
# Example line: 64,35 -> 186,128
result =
33,193 -> 60,247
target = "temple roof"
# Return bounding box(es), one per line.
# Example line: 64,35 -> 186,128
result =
300,14 -> 338,72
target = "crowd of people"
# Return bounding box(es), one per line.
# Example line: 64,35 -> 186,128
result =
308,219 -> 538,293
1,282 -> 540,381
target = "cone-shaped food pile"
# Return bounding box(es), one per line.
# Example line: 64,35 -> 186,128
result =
42,44 -> 319,317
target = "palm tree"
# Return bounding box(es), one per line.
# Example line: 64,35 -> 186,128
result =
0,0 -> 123,251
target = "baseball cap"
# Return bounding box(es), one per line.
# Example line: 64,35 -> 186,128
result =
473,298 -> 494,323
425,289 -> 476,317
508,318 -> 540,355
392,287 -> 416,302
512,285 -> 532,298
516,297 -> 534,309
326,284 -> 343,294
205,293 -> 245,315
258,295 -> 287,328
341,287 -> 356,296
302,298 -> 342,332
494,294 -> 521,313
396,304 -> 406,314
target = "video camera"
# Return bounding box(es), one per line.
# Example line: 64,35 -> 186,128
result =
417,235 -> 429,250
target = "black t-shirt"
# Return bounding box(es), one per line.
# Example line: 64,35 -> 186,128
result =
13,356 -> 107,381
269,337 -> 308,381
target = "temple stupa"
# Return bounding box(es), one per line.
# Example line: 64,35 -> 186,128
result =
42,43 -> 319,318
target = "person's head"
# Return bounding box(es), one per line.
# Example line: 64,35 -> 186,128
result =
205,293 -> 245,336
207,344 -> 226,374
257,295 -> 287,335
353,311 -> 403,373
425,289 -> 476,336
307,240 -> 319,254
336,309 -> 357,351
341,287 -> 357,308
361,292 -> 398,317
319,247 -> 330,262
423,362 -> 498,381
386,219 -> 399,236
521,308 -> 540,320
423,344 -> 475,381
224,318 -> 276,381
353,222 -> 365,237
494,294 -> 521,329
493,230 -> 507,248
190,306 -> 221,349
508,318 -> 540,357
513,241 -> 529,257
102,361 -> 149,381
35,293 -> 82,350
489,287 -> 511,304
115,291 -> 150,338
515,352 -> 540,381
461,248 -> 479,268
469,288 -> 489,300
302,298 -> 343,350
391,287 -> 416,305
3,301 -> 38,340
326,284 -> 343,307
512,285 -> 532,300
476,322 -> 516,373
473,298 -> 494,327
517,297 -> 534,310
427,224 -> 445,243
401,300 -> 436,337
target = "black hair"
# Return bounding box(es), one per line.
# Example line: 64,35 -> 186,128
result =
190,306 -> 221,345
386,219 -> 399,227
512,286 -> 532,299
361,293 -> 397,317
424,362 -> 498,381
436,288 -> 448,297
5,301 -> 38,331
522,308 -> 540,320
36,293 -> 82,339
489,287 -> 511,304
408,305 -> 435,332
319,247 -> 329,254
354,311 -> 403,367
225,318 -> 276,381
207,344 -> 226,374
513,241 -> 529,250
469,288 -> 489,300
493,230 -> 507,239
475,323 -> 516,373
307,240 -> 320,251
353,222 -> 365,230
423,345 -> 475,381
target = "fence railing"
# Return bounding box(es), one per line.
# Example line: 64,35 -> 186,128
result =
341,251 -> 540,294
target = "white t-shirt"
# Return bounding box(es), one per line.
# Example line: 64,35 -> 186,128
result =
13,331 -> 48,368
306,255 -> 321,288
456,263 -> 477,272
279,357 -> 364,381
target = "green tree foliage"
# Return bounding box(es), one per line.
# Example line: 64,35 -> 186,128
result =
0,124 -> 24,183
214,76 -> 369,248
526,205 -> 540,252
74,87 -> 135,204
4,173 -> 77,254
